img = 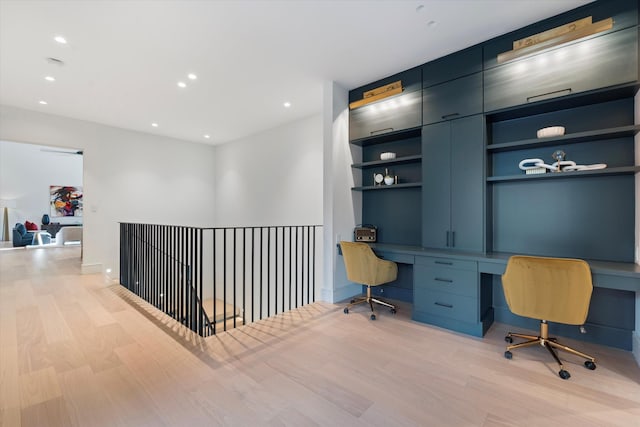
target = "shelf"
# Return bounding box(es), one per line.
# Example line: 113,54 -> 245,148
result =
352,182 -> 422,191
352,155 -> 422,169
487,125 -> 640,152
350,126 -> 422,147
487,166 -> 640,182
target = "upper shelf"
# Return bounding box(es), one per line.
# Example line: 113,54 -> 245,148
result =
350,126 -> 421,147
352,182 -> 422,191
487,125 -> 640,152
487,166 -> 640,182
352,154 -> 422,169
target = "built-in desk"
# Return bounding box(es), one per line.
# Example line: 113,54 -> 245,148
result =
365,244 -> 640,350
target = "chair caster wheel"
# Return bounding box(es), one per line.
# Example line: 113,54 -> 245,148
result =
584,361 -> 596,370
504,336 -> 513,343
559,369 -> 571,380
350,299 -> 356,304
370,314 -> 376,320
390,308 -> 397,314
504,351 -> 512,359
343,308 -> 349,314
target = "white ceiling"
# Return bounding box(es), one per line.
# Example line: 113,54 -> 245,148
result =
0,0 -> 592,146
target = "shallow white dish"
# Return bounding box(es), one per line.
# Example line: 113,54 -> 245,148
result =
380,152 -> 396,160
537,126 -> 565,138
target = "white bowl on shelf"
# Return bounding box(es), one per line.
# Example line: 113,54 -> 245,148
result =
380,152 -> 396,160
537,126 -> 565,138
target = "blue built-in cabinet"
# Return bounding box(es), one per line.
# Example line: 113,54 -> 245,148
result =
349,67 -> 422,141
348,0 -> 640,348
484,26 -> 638,112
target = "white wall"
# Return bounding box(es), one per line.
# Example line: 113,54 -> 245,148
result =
321,81 -> 361,303
0,141 -> 83,233
212,114 -> 324,302
0,105 -> 216,278
214,114 -> 323,226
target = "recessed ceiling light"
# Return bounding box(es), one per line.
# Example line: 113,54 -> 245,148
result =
177,81 -> 187,88
283,101 -> 291,108
204,134 -> 210,139
416,4 -> 425,13
427,20 -> 437,28
188,73 -> 197,80
151,123 -> 158,127
44,76 -> 56,82
54,36 -> 67,44
39,100 -> 48,105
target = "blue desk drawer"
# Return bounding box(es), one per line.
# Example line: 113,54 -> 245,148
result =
414,289 -> 477,323
414,265 -> 478,298
415,256 -> 477,272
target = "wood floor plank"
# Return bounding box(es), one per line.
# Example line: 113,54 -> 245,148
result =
0,406 -> 21,427
15,306 -> 48,374
0,344 -> 20,411
58,365 -> 117,427
20,396 -> 72,427
1,246 -> 640,426
35,294 -> 74,344
18,367 -> 61,408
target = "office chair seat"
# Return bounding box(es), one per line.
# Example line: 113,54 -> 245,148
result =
502,255 -> 596,380
339,241 -> 398,320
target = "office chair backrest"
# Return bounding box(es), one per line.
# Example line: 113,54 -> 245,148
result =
502,255 -> 593,325
340,241 -> 397,286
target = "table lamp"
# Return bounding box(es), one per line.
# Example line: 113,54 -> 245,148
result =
0,199 -> 17,241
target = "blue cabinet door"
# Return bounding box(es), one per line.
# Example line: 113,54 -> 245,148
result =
422,122 -> 451,249
422,116 -> 484,252
450,115 -> 484,253
423,73 -> 483,125
484,27 -> 638,112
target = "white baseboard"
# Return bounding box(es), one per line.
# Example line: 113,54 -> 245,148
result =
318,283 -> 360,304
81,263 -> 102,274
633,331 -> 640,367
332,283 -> 361,304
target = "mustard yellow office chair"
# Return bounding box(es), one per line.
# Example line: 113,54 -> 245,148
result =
340,241 -> 398,320
502,255 -> 596,379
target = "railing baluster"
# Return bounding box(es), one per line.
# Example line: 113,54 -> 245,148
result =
312,226 -> 316,303
306,226 -> 310,305
258,227 -> 264,320
233,228 -> 237,329
213,228 -> 217,335
281,227 -> 284,314
267,227 -> 271,318
223,228 -> 227,332
251,227 -> 256,323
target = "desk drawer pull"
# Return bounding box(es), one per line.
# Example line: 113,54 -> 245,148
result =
435,261 -> 453,265
434,278 -> 453,283
434,302 -> 453,309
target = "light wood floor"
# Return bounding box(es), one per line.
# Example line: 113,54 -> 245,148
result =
1,247 -> 640,426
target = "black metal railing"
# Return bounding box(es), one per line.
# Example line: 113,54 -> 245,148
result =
120,223 -> 321,337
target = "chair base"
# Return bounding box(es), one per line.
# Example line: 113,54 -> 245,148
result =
344,285 -> 396,320
504,320 -> 596,379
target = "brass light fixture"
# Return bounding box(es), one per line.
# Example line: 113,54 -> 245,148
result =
497,16 -> 613,64
349,80 -> 403,110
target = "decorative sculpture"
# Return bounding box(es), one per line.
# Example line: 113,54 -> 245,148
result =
519,150 -> 606,174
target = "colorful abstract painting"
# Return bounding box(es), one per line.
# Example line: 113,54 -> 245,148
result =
50,185 -> 83,217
